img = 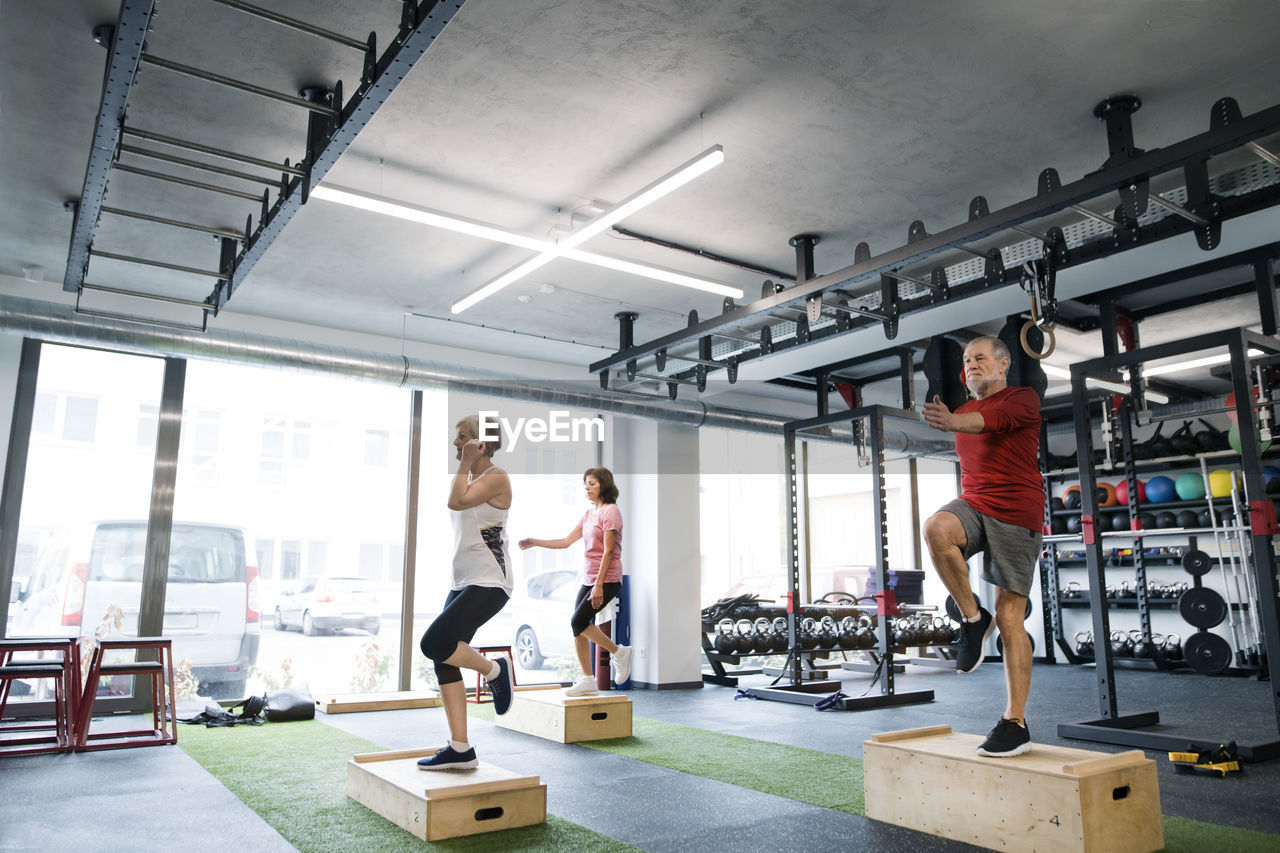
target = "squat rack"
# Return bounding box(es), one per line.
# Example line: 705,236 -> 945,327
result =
1059,326 -> 1280,761
746,403 -> 953,710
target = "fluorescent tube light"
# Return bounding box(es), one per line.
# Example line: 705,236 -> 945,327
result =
311,151 -> 742,310
453,145 -> 726,313
1041,363 -> 1169,404
1141,349 -> 1264,377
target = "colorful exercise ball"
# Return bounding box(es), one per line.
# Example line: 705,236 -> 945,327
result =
1228,422 -> 1272,455
1098,483 -> 1118,507
1145,476 -> 1176,503
1208,469 -> 1236,498
1063,486 -> 1081,509
1174,473 -> 1206,500
1114,479 -> 1146,505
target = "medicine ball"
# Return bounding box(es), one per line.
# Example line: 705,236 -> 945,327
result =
1107,510 -> 1130,532
1051,517 -> 1067,535
1175,510 -> 1200,529
1268,478 -> 1280,496
1208,469 -> 1235,498
1155,511 -> 1178,529
1138,512 -> 1156,530
1174,473 -> 1206,501
1197,509 -> 1214,528
1098,483 -> 1118,507
1146,476 -> 1176,503
1264,465 -> 1280,487
1094,512 -> 1112,533
1051,496 -> 1065,512
1063,486 -> 1081,509
1065,515 -> 1083,534
1228,421 -> 1273,455
1115,479 -> 1146,505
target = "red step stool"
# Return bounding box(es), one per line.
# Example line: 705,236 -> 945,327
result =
76,638 -> 177,751
470,646 -> 516,704
0,637 -> 78,756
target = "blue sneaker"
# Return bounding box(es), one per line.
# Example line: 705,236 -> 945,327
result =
487,656 -> 513,715
417,745 -> 478,771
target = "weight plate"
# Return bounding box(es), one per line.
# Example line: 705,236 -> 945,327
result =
995,633 -> 1035,656
1184,631 -> 1232,675
1182,549 -> 1212,577
1178,587 -> 1228,630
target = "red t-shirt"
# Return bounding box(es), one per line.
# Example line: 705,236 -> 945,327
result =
954,386 -> 1045,531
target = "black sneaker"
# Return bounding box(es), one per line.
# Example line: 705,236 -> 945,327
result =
417,744 -> 478,771
487,656 -> 513,715
954,606 -> 995,674
977,718 -> 1031,757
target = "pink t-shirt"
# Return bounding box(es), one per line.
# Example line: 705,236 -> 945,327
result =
581,504 -> 623,584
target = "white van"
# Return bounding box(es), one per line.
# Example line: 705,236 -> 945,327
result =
10,520 -> 260,699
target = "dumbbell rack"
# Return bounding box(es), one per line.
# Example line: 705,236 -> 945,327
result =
1056,327 -> 1280,762
744,404 -> 941,711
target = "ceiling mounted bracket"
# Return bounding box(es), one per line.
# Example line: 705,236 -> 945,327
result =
1094,95 -> 1150,220
64,1 -> 158,293
879,274 -> 900,340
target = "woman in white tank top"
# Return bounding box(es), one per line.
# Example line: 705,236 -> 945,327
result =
417,415 -> 516,771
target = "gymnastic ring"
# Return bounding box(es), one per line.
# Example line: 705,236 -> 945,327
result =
1020,318 -> 1056,360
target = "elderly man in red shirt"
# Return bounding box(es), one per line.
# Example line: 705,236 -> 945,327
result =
922,335 -> 1044,757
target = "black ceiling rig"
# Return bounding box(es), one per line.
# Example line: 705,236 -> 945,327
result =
590,96 -> 1280,397
63,0 -> 466,327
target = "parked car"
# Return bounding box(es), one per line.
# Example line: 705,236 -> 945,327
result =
501,568 -> 580,670
273,576 -> 381,636
9,520 -> 260,699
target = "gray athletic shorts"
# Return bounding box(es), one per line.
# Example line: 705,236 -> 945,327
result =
939,498 -> 1041,597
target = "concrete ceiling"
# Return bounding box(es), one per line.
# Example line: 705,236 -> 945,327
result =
3,0 -> 1280,394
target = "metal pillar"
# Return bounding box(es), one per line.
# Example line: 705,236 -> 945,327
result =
398,390 -> 423,691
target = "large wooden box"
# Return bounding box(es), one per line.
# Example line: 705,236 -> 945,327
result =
494,690 -> 632,743
864,725 -> 1163,853
315,690 -> 440,714
346,749 -> 546,841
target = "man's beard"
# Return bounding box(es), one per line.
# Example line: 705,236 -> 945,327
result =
966,376 -> 995,397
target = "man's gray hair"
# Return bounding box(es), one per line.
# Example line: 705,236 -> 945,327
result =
967,335 -> 1010,363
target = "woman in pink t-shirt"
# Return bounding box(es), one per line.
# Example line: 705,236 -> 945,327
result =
518,467 -> 633,695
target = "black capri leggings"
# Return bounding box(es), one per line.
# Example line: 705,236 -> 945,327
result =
570,582 -> 621,636
420,585 -> 510,685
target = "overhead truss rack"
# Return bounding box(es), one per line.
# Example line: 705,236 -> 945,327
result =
590,96 -> 1280,396
63,0 -> 465,326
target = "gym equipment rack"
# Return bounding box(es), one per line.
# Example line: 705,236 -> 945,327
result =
745,404 -> 952,709
1058,326 -> 1280,762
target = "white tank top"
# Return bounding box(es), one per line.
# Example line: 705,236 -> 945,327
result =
450,467 -> 513,594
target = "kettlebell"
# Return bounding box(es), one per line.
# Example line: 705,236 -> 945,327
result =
736,619 -> 757,655
856,615 -> 875,649
818,616 -> 839,650
933,616 -> 952,645
1163,633 -> 1183,662
1074,631 -> 1094,657
799,617 -> 818,651
1111,630 -> 1133,657
754,618 -> 773,654
1131,630 -> 1153,658
714,619 -> 737,655
839,616 -> 858,650
772,617 -> 789,653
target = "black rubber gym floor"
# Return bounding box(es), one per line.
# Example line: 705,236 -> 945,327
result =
2,660 -> 1276,852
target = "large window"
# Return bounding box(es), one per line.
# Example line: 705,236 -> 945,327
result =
5,344 -> 164,710
699,428 -> 787,605
172,361 -> 410,699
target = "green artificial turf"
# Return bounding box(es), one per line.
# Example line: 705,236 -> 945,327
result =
177,720 -> 636,853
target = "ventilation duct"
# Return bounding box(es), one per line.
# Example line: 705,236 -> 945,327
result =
0,294 -> 953,457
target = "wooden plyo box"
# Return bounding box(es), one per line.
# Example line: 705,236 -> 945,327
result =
864,725 -> 1163,853
494,690 -> 632,743
346,749 -> 546,841
315,690 -> 440,714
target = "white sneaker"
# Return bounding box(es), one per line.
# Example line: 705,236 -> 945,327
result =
611,645 -> 634,685
564,675 -> 598,697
